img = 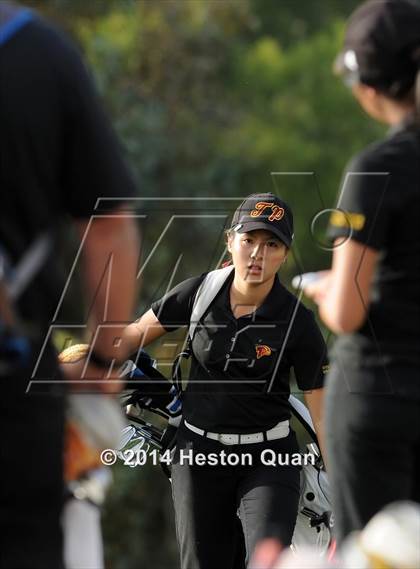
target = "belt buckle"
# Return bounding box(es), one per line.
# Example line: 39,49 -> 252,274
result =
218,433 -> 239,445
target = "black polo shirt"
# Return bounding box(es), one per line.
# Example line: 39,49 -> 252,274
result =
328,119 -> 420,369
151,271 -> 328,433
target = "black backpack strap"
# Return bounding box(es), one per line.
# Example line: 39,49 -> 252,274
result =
171,347 -> 191,393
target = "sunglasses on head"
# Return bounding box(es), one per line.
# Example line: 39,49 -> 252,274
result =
333,49 -> 361,88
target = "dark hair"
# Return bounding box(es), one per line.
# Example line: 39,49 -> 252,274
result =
383,44 -> 420,115
337,0 -> 420,123
341,44 -> 420,121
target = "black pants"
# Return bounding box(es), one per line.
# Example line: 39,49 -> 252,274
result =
325,363 -> 420,545
171,424 -> 301,569
0,356 -> 65,569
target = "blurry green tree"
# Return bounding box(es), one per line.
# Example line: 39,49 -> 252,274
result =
69,0 -> 384,292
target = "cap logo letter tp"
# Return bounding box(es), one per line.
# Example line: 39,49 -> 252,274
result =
250,202 -> 285,222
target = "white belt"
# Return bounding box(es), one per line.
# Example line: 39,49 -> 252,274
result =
184,419 -> 290,446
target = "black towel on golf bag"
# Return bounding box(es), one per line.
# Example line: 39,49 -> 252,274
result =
120,350 -> 182,418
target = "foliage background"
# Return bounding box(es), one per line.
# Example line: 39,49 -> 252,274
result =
23,1 -> 386,567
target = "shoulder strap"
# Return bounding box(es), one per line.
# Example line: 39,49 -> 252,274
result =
188,265 -> 234,342
0,230 -> 53,343
7,232 -> 53,301
289,394 -> 318,444
0,231 -> 53,301
171,265 -> 233,393
0,5 -> 33,47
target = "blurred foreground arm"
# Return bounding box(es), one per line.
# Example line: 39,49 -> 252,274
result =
61,211 -> 140,393
304,388 -> 328,467
76,209 -> 140,364
55,29 -> 143,390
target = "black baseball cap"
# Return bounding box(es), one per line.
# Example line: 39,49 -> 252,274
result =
230,193 -> 294,248
334,0 -> 420,94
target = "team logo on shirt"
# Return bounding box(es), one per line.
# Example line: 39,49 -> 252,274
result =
250,202 -> 285,222
255,344 -> 272,359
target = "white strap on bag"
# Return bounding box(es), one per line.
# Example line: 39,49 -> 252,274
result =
7,232 -> 53,300
189,265 -> 234,343
172,265 -> 234,391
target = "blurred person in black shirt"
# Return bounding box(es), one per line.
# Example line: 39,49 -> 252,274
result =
0,3 -> 139,568
304,0 -> 420,545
